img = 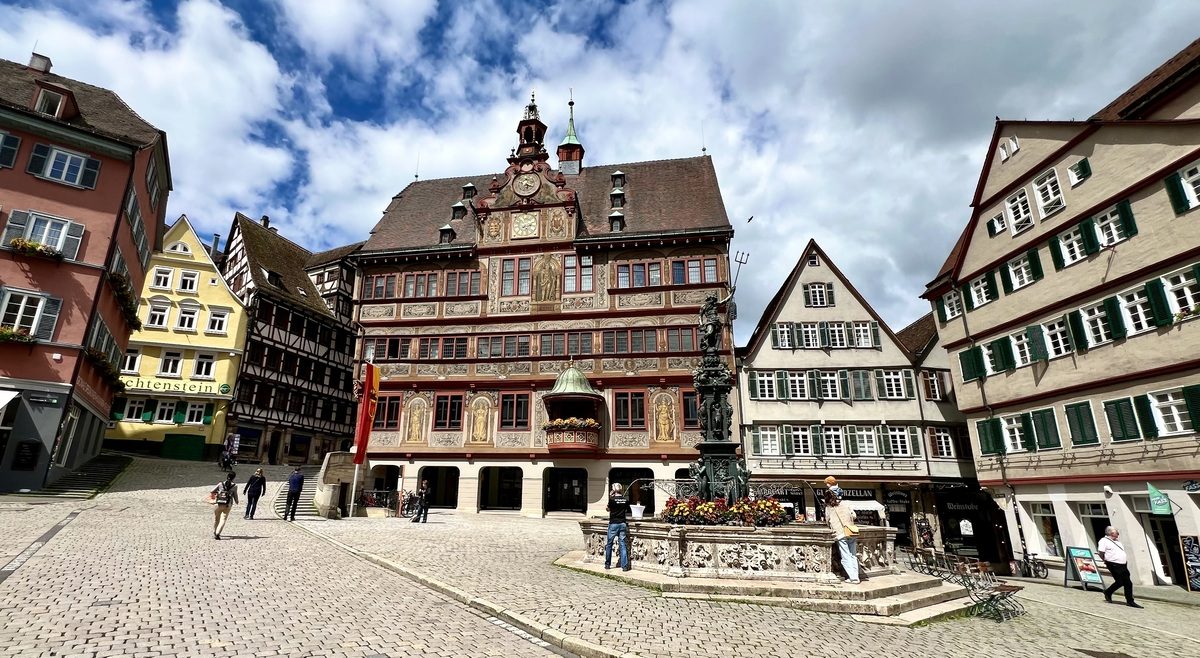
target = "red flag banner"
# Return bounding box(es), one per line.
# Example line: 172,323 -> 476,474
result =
352,363 -> 380,465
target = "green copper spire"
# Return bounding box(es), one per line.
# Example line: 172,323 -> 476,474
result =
560,95 -> 580,146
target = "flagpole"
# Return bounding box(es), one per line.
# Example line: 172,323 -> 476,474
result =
349,463 -> 360,518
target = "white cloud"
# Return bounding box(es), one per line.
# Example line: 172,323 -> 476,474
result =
271,0 -> 437,75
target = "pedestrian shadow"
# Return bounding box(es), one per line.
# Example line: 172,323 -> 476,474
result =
217,535 -> 268,540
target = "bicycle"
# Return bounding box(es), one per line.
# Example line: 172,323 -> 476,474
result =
397,490 -> 417,518
1011,552 -> 1049,579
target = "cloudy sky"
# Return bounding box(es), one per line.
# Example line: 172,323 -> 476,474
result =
3,1 -> 1198,343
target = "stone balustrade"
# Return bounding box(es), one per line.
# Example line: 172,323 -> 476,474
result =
545,428 -> 600,454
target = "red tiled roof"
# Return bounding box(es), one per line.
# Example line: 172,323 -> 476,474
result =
0,58 -> 161,146
896,312 -> 937,360
1092,36 -> 1200,121
364,155 -> 730,252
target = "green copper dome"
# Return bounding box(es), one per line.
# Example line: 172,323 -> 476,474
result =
546,364 -> 602,399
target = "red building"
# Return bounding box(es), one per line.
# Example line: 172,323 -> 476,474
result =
0,54 -> 170,490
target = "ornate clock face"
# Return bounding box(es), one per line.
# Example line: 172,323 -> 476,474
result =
511,212 -> 538,239
514,173 -> 540,197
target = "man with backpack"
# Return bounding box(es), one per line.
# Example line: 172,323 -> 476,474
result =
211,471 -> 239,540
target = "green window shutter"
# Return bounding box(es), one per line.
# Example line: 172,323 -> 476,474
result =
1145,279 -> 1173,327
874,368 -> 887,395
781,426 -> 795,455
811,425 -> 824,455
959,349 -> 979,382
984,270 -> 999,300
826,283 -> 836,306
751,427 -> 761,455
838,370 -> 850,400
818,322 -> 830,348
1104,399 -> 1140,441
1164,172 -> 1191,215
1020,413 -> 1036,452
961,284 -> 975,311
986,219 -> 998,237
908,426 -> 921,456
1027,248 -> 1044,281
172,401 -> 186,424
203,403 -> 215,425
1133,395 -> 1159,439
747,371 -> 758,400
999,263 -> 1014,294
877,427 -> 892,456
870,321 -> 881,348
1032,409 -> 1061,449
852,370 -> 872,400
1065,403 -> 1099,446
142,399 -> 157,423
1080,218 -> 1100,255
809,370 -> 822,400
803,285 -> 812,307
1026,325 -> 1048,361
1104,296 -> 1126,339
111,396 -> 127,421
846,426 -> 859,455
791,323 -> 802,347
902,369 -> 916,399
936,297 -> 948,323
1049,237 -> 1065,271
1116,200 -> 1138,238
770,326 -> 779,348
1181,385 -> 1200,431
990,418 -> 1006,454
991,338 -> 1015,372
976,420 -> 996,455
1076,158 -> 1092,180
775,371 -> 789,400
1067,310 -> 1090,352
844,322 -> 855,348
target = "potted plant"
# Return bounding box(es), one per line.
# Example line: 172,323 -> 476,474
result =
107,271 -> 143,330
0,326 -> 36,343
8,237 -> 63,260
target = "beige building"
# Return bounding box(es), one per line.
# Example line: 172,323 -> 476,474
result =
738,241 -> 994,558
924,39 -> 1200,587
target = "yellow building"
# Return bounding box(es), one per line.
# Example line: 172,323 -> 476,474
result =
104,216 -> 247,460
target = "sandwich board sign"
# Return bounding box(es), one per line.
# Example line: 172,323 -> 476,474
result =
1064,546 -> 1105,591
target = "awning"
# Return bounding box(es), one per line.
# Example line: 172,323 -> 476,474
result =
0,390 -> 18,415
842,498 -> 886,514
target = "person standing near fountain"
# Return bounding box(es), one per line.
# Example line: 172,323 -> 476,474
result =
604,483 -> 632,571
825,489 -> 860,584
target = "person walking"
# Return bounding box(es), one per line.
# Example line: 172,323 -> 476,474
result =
411,479 -> 430,523
825,489 -> 860,584
210,471 -> 239,540
1098,526 -> 1142,608
604,483 -> 632,571
243,468 -> 267,519
284,467 -> 304,521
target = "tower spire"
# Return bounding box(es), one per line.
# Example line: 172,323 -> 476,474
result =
556,89 -> 585,175
560,88 -> 580,147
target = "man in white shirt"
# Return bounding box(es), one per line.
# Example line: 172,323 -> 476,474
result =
1097,526 -> 1142,608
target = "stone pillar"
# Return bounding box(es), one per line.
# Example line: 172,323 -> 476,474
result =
458,475 -> 480,513
521,466 -> 545,517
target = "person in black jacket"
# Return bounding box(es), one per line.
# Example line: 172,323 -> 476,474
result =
244,468 -> 267,519
411,479 -> 430,523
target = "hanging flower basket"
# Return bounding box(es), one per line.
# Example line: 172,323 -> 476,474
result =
8,238 -> 63,260
0,326 -> 36,343
107,271 -> 143,330
84,347 -> 126,392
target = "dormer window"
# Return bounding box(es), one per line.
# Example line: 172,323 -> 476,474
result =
266,270 -> 283,287
611,171 -> 625,188
610,189 -> 624,208
439,224 -> 455,244
166,242 -> 190,254
297,287 -> 307,297
451,201 -> 466,220
35,89 -> 63,117
609,210 -> 625,233
462,183 -> 476,200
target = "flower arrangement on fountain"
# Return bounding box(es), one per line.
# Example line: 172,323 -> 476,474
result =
662,496 -> 789,527
541,417 -> 601,431
8,237 -> 63,259
0,326 -> 36,343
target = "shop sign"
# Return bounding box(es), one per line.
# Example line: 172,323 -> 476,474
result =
886,490 -> 910,504
1147,483 -> 1172,515
946,502 -> 979,511
840,488 -> 876,500
1064,546 -> 1105,590
1183,480 -> 1200,493
1180,536 -> 1200,593
120,377 -> 230,395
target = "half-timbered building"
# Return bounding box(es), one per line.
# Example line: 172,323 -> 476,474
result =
354,95 -> 735,515
221,213 -> 358,465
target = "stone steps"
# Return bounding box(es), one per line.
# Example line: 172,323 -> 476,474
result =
272,466 -> 322,519
662,581 -> 967,617
5,454 -> 132,499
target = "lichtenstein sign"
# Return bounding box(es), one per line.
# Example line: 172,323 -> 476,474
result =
120,377 -> 233,396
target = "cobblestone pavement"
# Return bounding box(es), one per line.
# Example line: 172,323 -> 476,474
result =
307,510 -> 1200,658
0,459 -> 557,658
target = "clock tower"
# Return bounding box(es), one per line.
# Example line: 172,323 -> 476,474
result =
511,92 -> 548,163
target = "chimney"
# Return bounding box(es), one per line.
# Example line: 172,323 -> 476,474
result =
269,227 -> 278,233
260,215 -> 270,228
28,53 -> 51,74
211,233 -> 221,255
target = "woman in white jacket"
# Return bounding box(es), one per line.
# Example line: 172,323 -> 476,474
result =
825,489 -> 860,584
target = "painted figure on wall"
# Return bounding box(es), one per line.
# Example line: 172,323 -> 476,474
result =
533,254 -> 561,302
405,398 -> 427,444
470,397 -> 491,444
654,395 -> 677,443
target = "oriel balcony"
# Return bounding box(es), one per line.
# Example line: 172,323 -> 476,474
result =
543,363 -> 605,456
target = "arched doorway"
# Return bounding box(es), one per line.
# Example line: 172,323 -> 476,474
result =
479,467 -> 523,510
371,465 -> 400,491
544,468 -> 588,513
418,466 -> 460,508
609,467 -> 656,515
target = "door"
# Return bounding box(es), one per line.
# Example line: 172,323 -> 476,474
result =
1148,515 -> 1185,587
267,431 -> 282,465
544,468 -> 588,513
161,434 -> 205,461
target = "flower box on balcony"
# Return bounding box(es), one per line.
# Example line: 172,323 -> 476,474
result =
545,427 -> 600,453
8,238 -> 64,261
0,327 -> 36,344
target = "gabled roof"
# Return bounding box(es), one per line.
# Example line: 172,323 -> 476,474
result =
739,239 -> 913,363
364,155 -> 730,253
231,213 -> 330,316
895,312 -> 937,362
0,57 -> 161,146
1093,36 -> 1200,121
306,241 -> 364,269
162,214 -> 244,308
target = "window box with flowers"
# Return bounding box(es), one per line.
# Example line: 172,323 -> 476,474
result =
8,237 -> 63,261
543,417 -> 601,453
83,347 -> 126,393
107,271 -> 143,330
0,326 -> 36,343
